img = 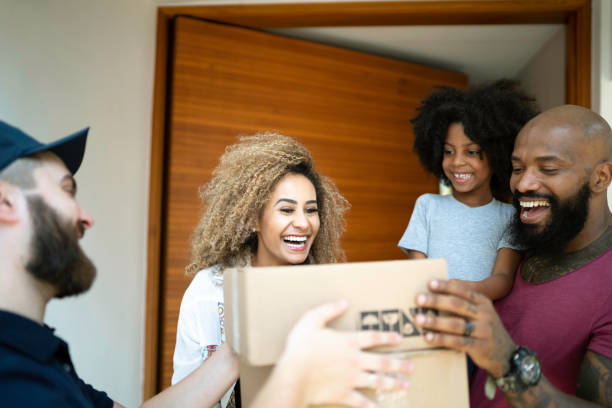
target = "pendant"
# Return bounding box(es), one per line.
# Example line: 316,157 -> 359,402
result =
485,375 -> 497,400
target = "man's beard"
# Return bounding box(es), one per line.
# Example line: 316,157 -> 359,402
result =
25,196 -> 96,298
509,181 -> 591,256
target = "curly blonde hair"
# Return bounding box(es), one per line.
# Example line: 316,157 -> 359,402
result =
186,132 -> 350,276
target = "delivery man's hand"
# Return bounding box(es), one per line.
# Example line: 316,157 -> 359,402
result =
251,300 -> 414,408
413,280 -> 516,378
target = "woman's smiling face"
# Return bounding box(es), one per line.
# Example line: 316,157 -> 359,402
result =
253,173 -> 320,267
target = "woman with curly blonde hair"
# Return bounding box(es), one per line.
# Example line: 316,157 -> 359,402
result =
172,132 -> 350,407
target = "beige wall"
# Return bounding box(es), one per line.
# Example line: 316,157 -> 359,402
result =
0,1 -> 156,406
0,1 -> 610,406
517,27 -> 566,110
593,0 -> 612,209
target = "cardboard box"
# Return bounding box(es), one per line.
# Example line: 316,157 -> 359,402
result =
224,259 -> 469,407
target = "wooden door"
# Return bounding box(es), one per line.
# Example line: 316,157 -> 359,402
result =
158,16 -> 466,389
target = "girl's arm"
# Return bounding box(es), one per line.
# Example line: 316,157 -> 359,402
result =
459,248 -> 522,301
404,249 -> 427,260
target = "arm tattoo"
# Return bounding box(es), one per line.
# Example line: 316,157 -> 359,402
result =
577,351 -> 612,406
502,352 -> 612,407
505,376 -> 601,407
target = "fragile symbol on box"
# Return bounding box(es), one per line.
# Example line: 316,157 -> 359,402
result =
358,308 -> 438,337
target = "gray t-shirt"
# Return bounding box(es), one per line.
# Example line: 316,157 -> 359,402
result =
398,194 -> 518,281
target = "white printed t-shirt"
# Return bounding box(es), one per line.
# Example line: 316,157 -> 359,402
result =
172,266 -> 234,407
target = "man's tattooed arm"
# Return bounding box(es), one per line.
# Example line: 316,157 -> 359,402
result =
504,351 -> 612,407
504,377 -> 598,407
577,351 -> 612,406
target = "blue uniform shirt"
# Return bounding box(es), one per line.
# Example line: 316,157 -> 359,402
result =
0,310 -> 113,407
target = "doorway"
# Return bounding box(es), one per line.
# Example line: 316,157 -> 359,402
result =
145,0 -> 591,397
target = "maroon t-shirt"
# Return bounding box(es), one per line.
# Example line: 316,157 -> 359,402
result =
470,248 -> 612,407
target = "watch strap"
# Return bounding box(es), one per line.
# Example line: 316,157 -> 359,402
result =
484,346 -> 540,399
496,373 -> 527,393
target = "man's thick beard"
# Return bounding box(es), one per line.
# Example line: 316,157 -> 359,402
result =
509,182 -> 591,256
25,196 -> 96,298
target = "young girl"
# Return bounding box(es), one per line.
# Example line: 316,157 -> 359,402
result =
172,133 -> 350,407
398,80 -> 539,300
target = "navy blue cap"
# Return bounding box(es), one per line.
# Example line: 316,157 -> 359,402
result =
0,120 -> 88,174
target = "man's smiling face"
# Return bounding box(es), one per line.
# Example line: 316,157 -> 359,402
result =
509,120 -> 591,254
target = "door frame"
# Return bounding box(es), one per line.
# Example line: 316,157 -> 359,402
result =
144,0 -> 592,397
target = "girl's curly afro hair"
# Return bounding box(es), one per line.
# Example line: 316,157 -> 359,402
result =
186,132 -> 350,276
411,79 -> 539,202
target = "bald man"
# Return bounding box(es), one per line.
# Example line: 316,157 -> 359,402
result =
413,105 -> 612,407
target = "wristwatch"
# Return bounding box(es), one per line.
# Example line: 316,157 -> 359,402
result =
495,346 -> 542,393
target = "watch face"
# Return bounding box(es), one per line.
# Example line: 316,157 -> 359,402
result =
519,354 -> 541,385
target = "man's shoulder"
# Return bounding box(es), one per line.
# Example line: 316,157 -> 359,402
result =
0,338 -> 59,378
0,346 -> 68,405
0,341 -> 36,368
0,310 -> 64,363
0,343 -> 111,408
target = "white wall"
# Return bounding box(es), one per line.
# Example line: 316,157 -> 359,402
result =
518,0 -> 612,210
592,0 -> 612,210
0,1 -> 156,406
517,27 -> 566,110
